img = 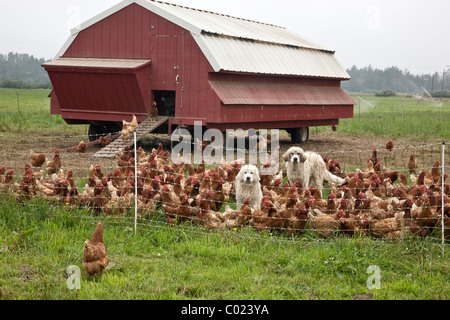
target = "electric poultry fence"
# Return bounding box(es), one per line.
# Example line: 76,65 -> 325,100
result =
0,131 -> 449,248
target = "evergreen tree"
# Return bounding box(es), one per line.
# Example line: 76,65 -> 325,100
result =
0,52 -> 51,88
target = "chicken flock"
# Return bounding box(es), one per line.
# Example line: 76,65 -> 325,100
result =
2,143 -> 450,240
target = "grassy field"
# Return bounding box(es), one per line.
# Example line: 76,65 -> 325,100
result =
0,88 -> 87,136
1,88 -> 450,139
0,196 -> 448,300
341,93 -> 450,140
0,89 -> 449,302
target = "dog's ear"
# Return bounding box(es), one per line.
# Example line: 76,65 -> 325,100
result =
235,168 -> 243,183
282,152 -> 289,161
300,153 -> 308,163
255,168 -> 261,182
238,167 -> 249,183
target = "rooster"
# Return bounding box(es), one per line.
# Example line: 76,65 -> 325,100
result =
83,221 -> 109,279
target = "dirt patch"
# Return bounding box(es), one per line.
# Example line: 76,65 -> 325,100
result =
353,293 -> 373,300
0,130 -> 447,177
18,265 -> 38,282
290,131 -> 447,173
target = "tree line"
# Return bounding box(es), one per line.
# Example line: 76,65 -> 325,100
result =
0,52 -> 52,89
342,65 -> 450,96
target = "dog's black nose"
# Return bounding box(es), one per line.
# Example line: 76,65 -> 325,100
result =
246,177 -> 251,181
293,158 -> 298,163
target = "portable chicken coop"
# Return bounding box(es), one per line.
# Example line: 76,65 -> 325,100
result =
42,0 -> 355,143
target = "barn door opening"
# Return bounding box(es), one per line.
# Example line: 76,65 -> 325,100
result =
153,90 -> 176,117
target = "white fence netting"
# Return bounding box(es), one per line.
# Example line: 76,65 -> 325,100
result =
0,130 -> 449,247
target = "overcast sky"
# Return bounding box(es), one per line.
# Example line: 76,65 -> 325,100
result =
1,0 -> 449,75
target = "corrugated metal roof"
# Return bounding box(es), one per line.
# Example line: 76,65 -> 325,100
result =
57,0 -> 350,79
142,1 -> 349,79
209,80 -> 356,105
145,0 -> 330,51
43,58 -> 151,70
195,33 -> 349,78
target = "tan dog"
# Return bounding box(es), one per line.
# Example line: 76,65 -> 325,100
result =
283,146 -> 347,193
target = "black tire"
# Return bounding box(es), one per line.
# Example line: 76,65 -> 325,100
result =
288,127 -> 309,144
88,125 -> 101,142
88,123 -> 121,142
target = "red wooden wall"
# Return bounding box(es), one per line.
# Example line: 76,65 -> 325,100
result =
63,3 -> 215,125
56,2 -> 353,130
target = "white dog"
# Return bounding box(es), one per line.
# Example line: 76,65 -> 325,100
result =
235,164 -> 263,209
283,146 -> 347,193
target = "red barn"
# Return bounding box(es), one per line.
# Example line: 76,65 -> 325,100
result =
43,0 -> 354,143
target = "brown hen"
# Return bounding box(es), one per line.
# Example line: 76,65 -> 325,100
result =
30,150 -> 46,167
83,221 -> 109,279
46,149 -> 62,174
149,101 -> 159,121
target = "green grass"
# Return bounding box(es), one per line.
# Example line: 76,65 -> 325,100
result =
1,88 -> 450,140
0,88 -> 449,301
0,196 -> 448,300
0,88 -> 87,136
339,93 -> 450,140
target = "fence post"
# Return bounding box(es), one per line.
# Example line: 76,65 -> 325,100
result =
134,131 -> 138,235
442,142 -> 445,255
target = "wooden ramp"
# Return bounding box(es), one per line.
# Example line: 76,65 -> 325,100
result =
92,116 -> 169,159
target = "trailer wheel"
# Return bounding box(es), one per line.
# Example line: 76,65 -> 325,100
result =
288,127 -> 309,144
88,123 -> 121,142
88,125 -> 100,142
